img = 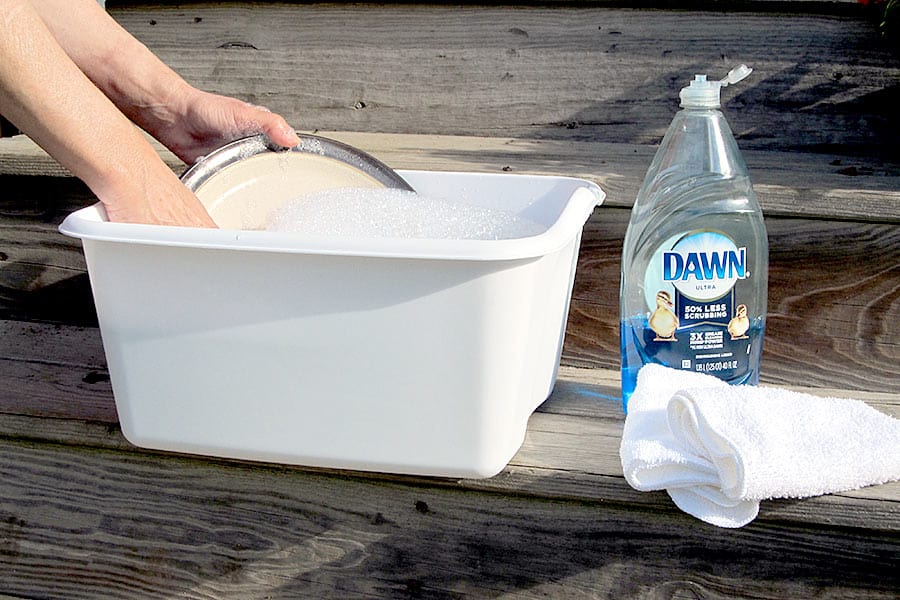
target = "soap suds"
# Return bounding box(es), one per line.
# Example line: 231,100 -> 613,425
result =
266,188 -> 545,240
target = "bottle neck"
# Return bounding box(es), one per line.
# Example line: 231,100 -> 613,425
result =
680,105 -> 722,113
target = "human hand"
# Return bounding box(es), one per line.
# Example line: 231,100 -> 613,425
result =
97,152 -> 218,228
153,88 -> 301,164
103,88 -> 299,226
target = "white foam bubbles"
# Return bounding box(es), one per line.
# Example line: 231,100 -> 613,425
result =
266,187 -> 546,240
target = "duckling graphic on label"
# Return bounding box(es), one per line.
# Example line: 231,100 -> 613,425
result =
728,304 -> 750,340
649,290 -> 679,341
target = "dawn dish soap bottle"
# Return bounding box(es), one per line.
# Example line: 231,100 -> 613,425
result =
620,65 -> 768,410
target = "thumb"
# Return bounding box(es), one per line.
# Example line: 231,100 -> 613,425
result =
253,109 -> 300,149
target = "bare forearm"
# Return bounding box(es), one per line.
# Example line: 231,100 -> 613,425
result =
29,0 -> 191,138
2,0 -> 294,226
31,0 -> 299,164
1,1 -> 151,191
0,0 -> 214,226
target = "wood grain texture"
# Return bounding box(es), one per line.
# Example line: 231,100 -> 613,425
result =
321,132 -> 900,223
0,432 -> 897,599
106,3 -> 900,159
564,207 -> 900,393
0,332 -> 897,532
4,132 -> 898,222
1,173 -> 896,394
0,4 -> 897,597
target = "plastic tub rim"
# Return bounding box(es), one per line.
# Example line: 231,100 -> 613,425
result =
59,170 -> 604,262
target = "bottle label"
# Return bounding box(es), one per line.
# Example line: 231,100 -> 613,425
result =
641,229 -> 757,380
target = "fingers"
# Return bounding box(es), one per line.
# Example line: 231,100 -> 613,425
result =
146,186 -> 218,227
99,163 -> 218,228
266,117 -> 301,148
241,101 -> 299,148
153,91 -> 299,163
104,196 -> 217,228
176,202 -> 218,228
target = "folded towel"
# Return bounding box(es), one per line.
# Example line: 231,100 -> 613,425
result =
620,364 -> 900,528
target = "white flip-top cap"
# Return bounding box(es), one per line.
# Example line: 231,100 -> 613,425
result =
679,64 -> 752,108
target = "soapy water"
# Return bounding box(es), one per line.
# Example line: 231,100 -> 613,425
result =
266,188 -> 546,240
299,137 -> 326,156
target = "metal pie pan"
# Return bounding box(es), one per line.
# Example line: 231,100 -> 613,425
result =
180,133 -> 413,230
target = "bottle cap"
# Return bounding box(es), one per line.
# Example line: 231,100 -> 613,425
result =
679,64 -> 752,109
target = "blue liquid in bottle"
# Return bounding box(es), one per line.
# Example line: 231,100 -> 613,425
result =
620,66 -> 768,410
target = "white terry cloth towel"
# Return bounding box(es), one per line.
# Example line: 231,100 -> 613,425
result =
620,364 -> 900,528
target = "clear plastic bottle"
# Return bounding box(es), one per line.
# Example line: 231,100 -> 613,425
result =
620,65 -> 768,410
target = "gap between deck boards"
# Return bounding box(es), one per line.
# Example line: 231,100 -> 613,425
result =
0,132 -> 897,223
0,358 -> 896,531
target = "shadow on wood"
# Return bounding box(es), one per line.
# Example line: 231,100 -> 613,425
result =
0,439 -> 897,598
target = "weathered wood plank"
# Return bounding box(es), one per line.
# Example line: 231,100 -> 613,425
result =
0,174 -> 96,326
2,132 -> 897,223
0,321 -> 113,422
105,3 -> 899,159
11,4 -> 896,158
1,168 -> 897,392
565,207 -> 900,393
0,330 -> 897,532
0,5 -> 895,595
0,433 -> 897,599
323,132 -> 900,223
0,134 -> 183,178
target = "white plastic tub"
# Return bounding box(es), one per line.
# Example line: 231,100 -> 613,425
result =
60,170 -> 604,478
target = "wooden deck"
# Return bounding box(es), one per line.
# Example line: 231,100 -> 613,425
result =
1,2 -> 898,598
